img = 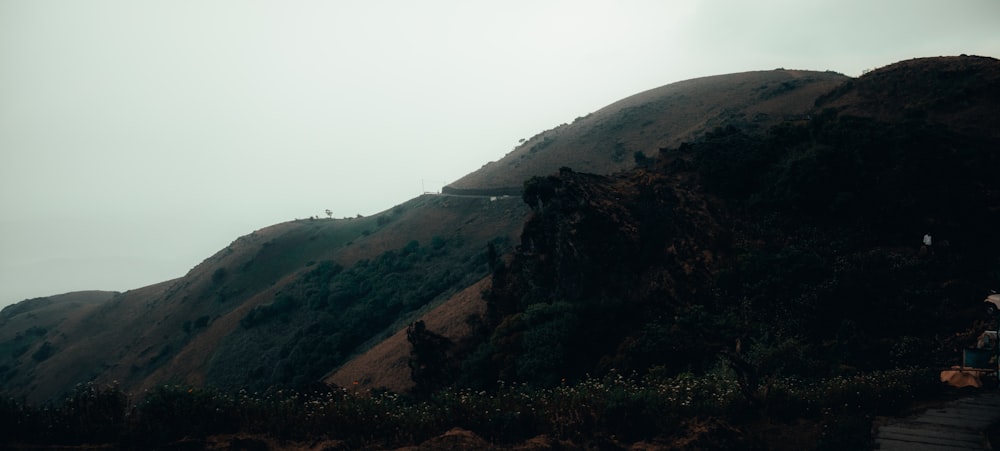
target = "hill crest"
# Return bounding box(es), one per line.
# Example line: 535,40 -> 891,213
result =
448,68 -> 849,192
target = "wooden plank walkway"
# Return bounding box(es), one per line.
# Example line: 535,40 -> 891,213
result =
874,391 -> 1000,450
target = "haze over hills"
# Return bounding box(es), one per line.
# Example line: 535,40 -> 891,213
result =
1,54 -> 999,432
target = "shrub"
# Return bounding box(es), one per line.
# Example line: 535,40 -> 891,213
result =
31,341 -> 54,362
211,267 -> 227,284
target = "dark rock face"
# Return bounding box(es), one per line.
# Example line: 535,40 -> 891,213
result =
471,56 -> 1000,389
482,163 -> 731,385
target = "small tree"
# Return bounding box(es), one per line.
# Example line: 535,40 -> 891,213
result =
325,209 -> 332,219
407,320 -> 453,395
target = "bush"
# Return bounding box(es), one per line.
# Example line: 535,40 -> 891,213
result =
211,267 -> 227,284
31,341 -> 54,362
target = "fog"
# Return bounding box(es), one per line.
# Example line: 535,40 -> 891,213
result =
2,0 -> 998,306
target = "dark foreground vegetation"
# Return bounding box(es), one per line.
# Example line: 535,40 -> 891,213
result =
2,367 -> 940,449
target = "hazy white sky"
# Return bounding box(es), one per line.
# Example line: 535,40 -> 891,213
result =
1,0 -> 998,306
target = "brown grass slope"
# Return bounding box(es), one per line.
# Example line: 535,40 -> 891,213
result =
4,56 -> 994,406
325,277 -> 491,393
449,69 -> 848,192
0,290 -> 117,399
1,70 -> 851,402
0,194 -> 527,403
197,194 -> 525,391
0,212 -> 373,402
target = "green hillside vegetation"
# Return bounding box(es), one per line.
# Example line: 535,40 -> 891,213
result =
206,233 -> 511,392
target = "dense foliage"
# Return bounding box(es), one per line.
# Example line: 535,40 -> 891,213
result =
206,236 -> 503,391
439,113 -> 1000,449
0,367 -> 941,449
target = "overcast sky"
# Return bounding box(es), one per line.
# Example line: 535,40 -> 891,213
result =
1,1 -> 998,307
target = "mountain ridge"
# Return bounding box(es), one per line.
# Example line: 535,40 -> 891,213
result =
448,68 -> 849,192
1,55 -> 997,408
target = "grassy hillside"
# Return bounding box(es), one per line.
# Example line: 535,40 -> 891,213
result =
325,277 -> 492,393
449,69 -> 848,191
0,194 -> 527,403
0,291 -> 116,391
2,54 -> 999,449
0,67 -> 852,405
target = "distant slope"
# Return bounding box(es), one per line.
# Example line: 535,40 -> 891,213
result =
0,193 -> 527,403
0,290 -> 118,398
448,69 -> 849,192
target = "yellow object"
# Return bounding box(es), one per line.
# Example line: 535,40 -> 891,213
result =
940,367 -> 984,388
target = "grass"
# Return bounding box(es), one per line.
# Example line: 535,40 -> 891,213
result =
448,69 -> 849,192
